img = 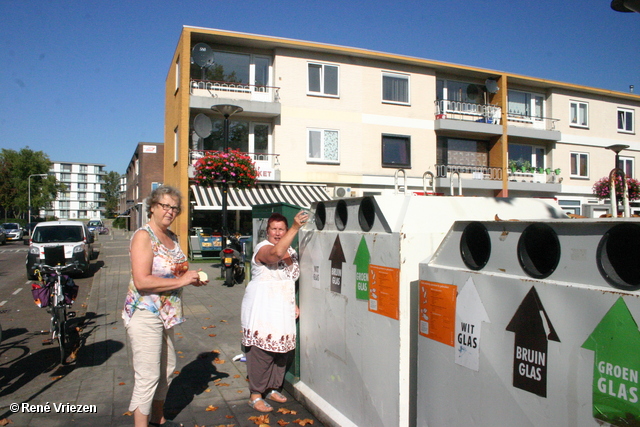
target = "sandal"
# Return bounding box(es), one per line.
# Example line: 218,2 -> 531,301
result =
248,396 -> 273,412
265,389 -> 288,403
149,421 -> 183,427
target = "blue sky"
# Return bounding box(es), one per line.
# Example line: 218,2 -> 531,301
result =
1,0 -> 638,174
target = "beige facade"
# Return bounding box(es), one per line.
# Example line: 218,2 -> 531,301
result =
164,26 -> 639,252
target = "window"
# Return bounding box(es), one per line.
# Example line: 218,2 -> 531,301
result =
190,49 -> 271,91
152,182 -> 162,191
558,199 -> 582,216
308,63 -> 338,96
570,152 -> 589,178
618,156 -> 634,179
382,135 -> 411,168
60,173 -> 71,182
308,129 -> 339,163
618,108 -> 635,133
509,144 -> 545,170
508,90 -> 544,119
174,127 -> 179,164
437,137 -> 488,168
175,56 -> 180,91
570,101 -> 589,128
382,72 -> 409,104
61,164 -> 72,172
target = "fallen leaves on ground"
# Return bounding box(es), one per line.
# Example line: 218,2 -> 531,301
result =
214,358 -> 225,364
118,382 -> 126,386
123,411 -> 133,416
204,388 -> 211,392
205,405 -> 218,411
277,408 -> 297,415
174,370 -> 180,375
292,419 -> 314,425
248,414 -> 269,425
277,420 -> 290,426
0,418 -> 13,425
208,333 -> 217,337
215,382 -> 230,387
234,374 -> 241,378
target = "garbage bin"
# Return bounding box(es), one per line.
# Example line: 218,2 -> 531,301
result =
295,195 -> 568,427
417,218 -> 640,426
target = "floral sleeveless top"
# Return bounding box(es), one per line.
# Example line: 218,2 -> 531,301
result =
122,224 -> 189,329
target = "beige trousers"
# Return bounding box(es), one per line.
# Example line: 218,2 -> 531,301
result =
125,309 -> 176,415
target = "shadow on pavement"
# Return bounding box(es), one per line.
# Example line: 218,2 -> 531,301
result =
164,351 -> 230,420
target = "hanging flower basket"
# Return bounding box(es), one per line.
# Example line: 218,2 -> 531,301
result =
194,150 -> 258,189
592,175 -> 640,201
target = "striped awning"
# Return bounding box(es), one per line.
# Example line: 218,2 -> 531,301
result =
191,183 -> 331,210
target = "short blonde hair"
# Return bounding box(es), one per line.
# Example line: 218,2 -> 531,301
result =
145,186 -> 183,219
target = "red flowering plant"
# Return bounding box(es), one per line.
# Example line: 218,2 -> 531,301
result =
194,150 -> 258,189
592,174 -> 640,201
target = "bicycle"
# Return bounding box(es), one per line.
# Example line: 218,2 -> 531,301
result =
32,260 -> 78,365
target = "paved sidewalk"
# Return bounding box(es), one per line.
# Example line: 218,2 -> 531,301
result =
5,229 -> 323,427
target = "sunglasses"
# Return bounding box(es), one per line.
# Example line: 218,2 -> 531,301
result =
157,203 -> 181,214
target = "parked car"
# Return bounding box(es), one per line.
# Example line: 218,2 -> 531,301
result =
26,220 -> 94,279
87,220 -> 108,235
2,223 -> 24,241
0,227 -> 6,245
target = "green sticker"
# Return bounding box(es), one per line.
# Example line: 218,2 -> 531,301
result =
582,297 -> 640,425
353,236 -> 370,300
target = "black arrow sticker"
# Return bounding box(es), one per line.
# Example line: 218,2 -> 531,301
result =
506,286 -> 560,397
328,235 -> 346,293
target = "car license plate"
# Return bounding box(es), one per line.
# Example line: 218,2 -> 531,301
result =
202,242 -> 212,247
224,257 -> 232,264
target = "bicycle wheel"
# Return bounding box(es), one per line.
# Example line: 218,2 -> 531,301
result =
53,306 -> 67,364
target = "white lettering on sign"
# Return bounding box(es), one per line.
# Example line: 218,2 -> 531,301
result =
596,361 -> 640,402
516,346 -> 545,381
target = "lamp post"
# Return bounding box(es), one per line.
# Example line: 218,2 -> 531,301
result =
28,173 -> 48,229
211,104 -> 243,244
607,144 -> 630,217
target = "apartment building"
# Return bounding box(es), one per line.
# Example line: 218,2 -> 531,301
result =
45,161 -> 106,220
119,142 -> 164,231
164,26 -> 639,250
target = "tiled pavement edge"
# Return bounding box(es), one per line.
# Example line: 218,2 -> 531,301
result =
5,229 -> 324,427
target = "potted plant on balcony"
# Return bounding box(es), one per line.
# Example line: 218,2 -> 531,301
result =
593,175 -> 640,201
194,150 -> 258,189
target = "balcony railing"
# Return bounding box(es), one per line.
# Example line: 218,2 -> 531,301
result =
506,112 -> 559,131
190,79 -> 280,103
435,100 -> 502,124
434,164 -> 561,184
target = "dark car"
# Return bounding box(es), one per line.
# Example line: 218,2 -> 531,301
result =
87,220 -> 108,235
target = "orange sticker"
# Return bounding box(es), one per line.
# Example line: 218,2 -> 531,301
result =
419,280 -> 457,346
368,265 -> 400,320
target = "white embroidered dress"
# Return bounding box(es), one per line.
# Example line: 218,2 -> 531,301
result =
241,240 -> 299,353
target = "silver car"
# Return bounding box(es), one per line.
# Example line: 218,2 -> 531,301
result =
2,223 -> 23,241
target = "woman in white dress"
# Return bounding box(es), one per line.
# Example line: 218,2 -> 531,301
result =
241,211 -> 309,412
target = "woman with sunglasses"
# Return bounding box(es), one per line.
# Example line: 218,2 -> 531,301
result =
122,186 -> 208,427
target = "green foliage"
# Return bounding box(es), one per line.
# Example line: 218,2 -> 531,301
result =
102,170 -> 122,218
112,216 -> 127,229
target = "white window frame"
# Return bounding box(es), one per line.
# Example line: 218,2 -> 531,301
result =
307,128 -> 340,164
173,127 -> 179,164
619,156 -> 634,179
307,62 -> 339,97
382,72 -> 410,105
507,90 -> 544,121
249,123 -> 272,158
570,101 -> 589,128
570,152 -> 589,178
175,56 -> 180,92
618,108 -> 635,134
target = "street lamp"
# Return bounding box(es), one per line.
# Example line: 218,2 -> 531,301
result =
606,144 -> 630,217
28,173 -> 48,228
211,104 -> 243,243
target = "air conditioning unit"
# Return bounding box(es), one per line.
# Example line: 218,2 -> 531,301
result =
334,187 -> 352,198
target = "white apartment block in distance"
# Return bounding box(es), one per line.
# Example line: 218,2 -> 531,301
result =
44,161 -> 106,220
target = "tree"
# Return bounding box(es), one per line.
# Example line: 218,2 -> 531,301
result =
0,147 -> 64,221
102,171 -> 122,218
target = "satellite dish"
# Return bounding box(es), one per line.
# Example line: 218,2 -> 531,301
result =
193,114 -> 213,138
192,43 -> 214,68
485,79 -> 499,94
466,84 -> 480,101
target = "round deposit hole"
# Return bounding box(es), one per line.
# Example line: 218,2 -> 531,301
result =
315,202 -> 327,230
597,223 -> 640,291
335,200 -> 348,231
358,197 -> 376,232
460,222 -> 491,270
517,223 -> 560,279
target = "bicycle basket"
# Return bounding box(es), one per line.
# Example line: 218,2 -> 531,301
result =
31,282 -> 52,308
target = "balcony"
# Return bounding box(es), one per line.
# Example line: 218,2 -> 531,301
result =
431,164 -> 562,194
190,79 -> 280,103
434,100 -> 561,141
188,150 -> 281,182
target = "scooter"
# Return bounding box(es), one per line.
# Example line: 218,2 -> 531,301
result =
220,235 -> 245,287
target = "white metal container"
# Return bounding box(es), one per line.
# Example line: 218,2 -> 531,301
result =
417,218 -> 640,426
295,196 -> 567,427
